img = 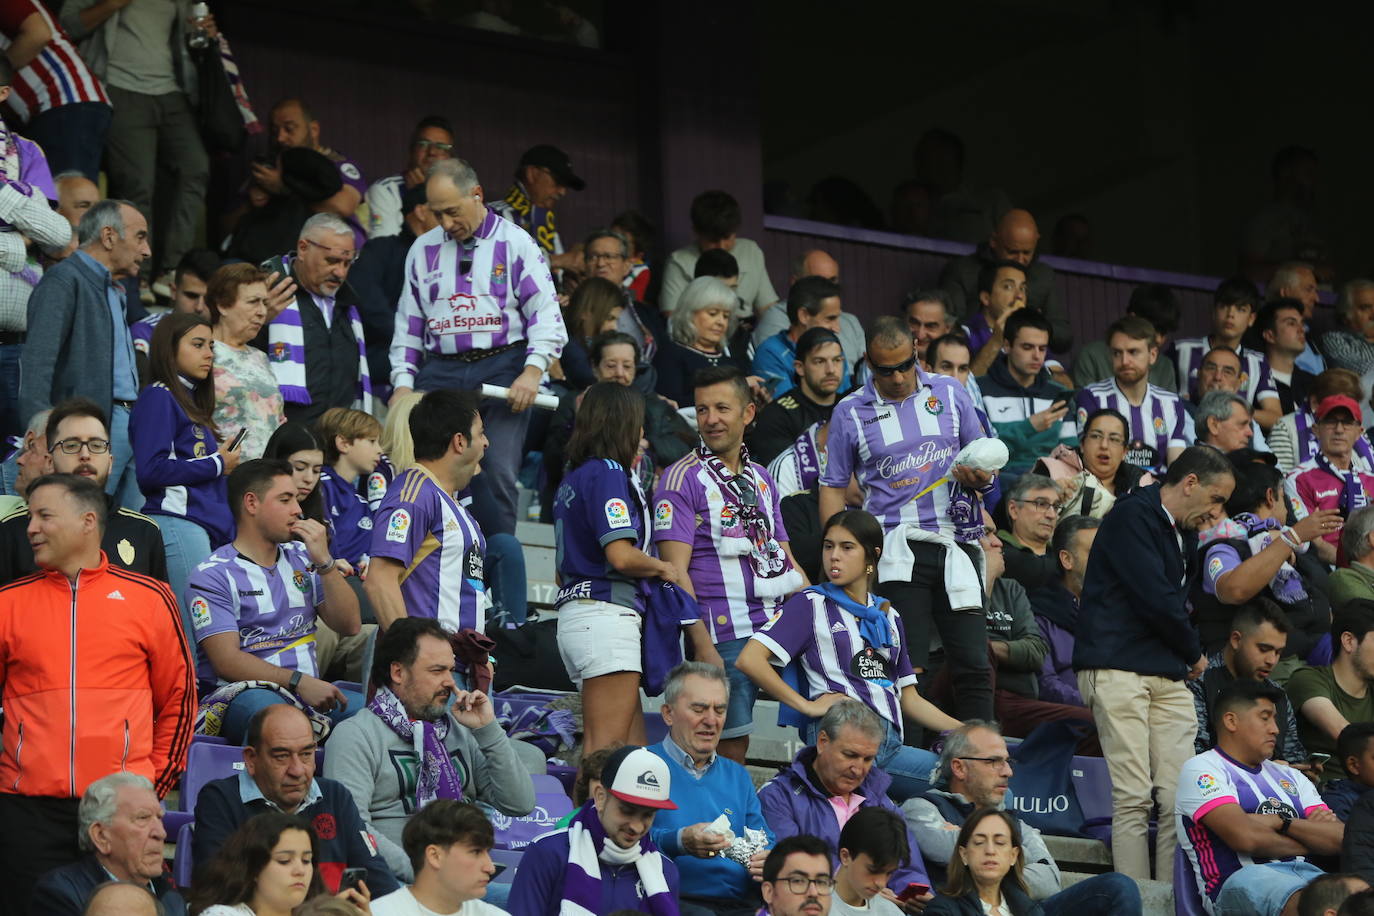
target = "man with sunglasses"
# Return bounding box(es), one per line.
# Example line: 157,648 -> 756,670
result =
0,397 -> 166,584
364,115 -> 456,240
489,143 -> 586,276
820,316 -> 997,722
1284,394 -> 1373,567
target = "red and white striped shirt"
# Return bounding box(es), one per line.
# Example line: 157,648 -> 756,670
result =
0,0 -> 108,122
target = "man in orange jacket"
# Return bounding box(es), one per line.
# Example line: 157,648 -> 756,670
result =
0,473 -> 195,915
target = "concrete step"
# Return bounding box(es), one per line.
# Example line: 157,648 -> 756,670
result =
1061,873 -> 1173,916
1043,834 -> 1112,870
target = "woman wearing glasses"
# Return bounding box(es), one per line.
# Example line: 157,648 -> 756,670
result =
130,312 -> 242,642
1033,407 -> 1153,520
735,508 -> 960,802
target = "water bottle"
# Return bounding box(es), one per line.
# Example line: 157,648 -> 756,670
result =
187,2 -> 211,50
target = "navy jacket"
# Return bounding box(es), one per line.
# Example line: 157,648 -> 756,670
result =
28,855 -> 186,916
1072,483 -> 1202,679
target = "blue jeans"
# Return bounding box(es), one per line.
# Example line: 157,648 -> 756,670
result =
108,405 -> 143,511
157,513 -> 211,664
486,532 -> 528,627
414,346 -> 528,536
803,716 -> 937,803
1041,872 -> 1141,916
716,636 -> 761,739
0,343 -> 21,446
1216,861 -> 1324,916
23,102 -> 113,181
220,685 -> 365,745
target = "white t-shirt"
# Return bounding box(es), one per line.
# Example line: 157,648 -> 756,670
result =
828,891 -> 905,916
198,906 -> 255,916
371,887 -> 511,916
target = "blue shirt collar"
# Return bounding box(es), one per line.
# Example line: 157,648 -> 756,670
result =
662,735 -> 717,776
73,249 -> 116,285
238,768 -> 323,812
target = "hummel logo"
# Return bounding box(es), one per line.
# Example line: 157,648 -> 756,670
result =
831,621 -> 847,633
107,590 -> 125,600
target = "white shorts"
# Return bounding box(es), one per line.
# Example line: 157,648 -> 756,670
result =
556,599 -> 642,686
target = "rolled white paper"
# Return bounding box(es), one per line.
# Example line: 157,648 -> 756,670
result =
479,384 -> 560,411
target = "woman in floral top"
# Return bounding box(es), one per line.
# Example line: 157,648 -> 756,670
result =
208,263 -> 285,459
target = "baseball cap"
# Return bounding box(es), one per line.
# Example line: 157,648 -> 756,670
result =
1316,395 -> 1362,421
518,144 -> 586,191
600,746 -> 677,810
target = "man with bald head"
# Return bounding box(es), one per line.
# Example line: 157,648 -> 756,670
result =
939,208 -> 1072,353
82,882 -> 165,916
1269,260 -> 1326,375
753,248 -> 864,374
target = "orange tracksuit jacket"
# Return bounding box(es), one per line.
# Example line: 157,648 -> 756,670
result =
0,553 -> 196,799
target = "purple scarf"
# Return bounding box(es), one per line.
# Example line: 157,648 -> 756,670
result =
367,686 -> 463,808
1314,452 -> 1369,516
696,443 -> 789,580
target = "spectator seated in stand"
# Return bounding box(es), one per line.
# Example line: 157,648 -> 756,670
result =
1268,261 -> 1325,375
1176,680 -> 1343,916
995,473 -> 1062,592
751,276 -> 851,398
487,144 -> 585,277
1026,515 -> 1099,708
977,308 -> 1075,479
1071,283 -> 1180,389
612,210 -> 654,302
1193,459 -> 1330,666
582,227 -> 666,389
28,773 -> 186,916
1331,507 -> 1374,610
1258,299 -> 1314,417
1323,280 -> 1374,378
748,327 -> 846,466
652,276 -> 756,408
961,259 -> 1027,379
1192,388 -> 1258,453
264,97 -> 367,246
314,407 -> 383,578
902,722 -> 1139,914
363,115 -> 455,240
560,277 -> 629,391
692,248 -> 755,361
1286,602 -> 1374,788
1171,276 -> 1282,430
1284,395 -> 1374,567
659,189 -> 778,321
1030,407 -> 1153,519
905,289 -> 957,370
829,808 -> 925,916
188,458 -> 363,744
327,618 -> 536,882
507,746 -> 681,916
370,799 -> 509,916
1189,600 -> 1309,765
1327,722 -> 1374,822
758,835 -> 841,916
752,250 -> 863,374
1297,874 -> 1371,916
192,704 -> 397,897
1269,368 -> 1369,475
757,701 -> 931,897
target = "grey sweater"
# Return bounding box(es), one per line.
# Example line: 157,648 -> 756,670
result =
325,711 -> 536,881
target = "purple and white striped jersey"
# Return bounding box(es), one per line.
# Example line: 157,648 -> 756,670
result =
652,453 -> 792,644
1172,338 -> 1279,407
187,541 -> 324,686
822,372 -> 987,536
1176,748 -> 1326,912
751,588 -> 917,733
767,422 -> 826,497
369,465 -> 488,633
130,311 -> 166,355
389,210 -> 567,388
1074,379 -> 1190,474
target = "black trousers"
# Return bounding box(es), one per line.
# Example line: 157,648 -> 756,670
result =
0,793 -> 81,916
880,539 -> 994,722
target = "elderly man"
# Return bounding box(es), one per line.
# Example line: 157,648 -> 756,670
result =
364,115 -> 456,240
751,276 -> 852,397
259,213 -> 373,425
1194,390 -> 1256,453
938,208 -> 1072,353
1186,348 -> 1274,452
903,289 -> 956,368
902,722 -> 1140,914
259,97 -> 366,244
19,199 -> 149,507
1322,280 -> 1374,377
0,406 -> 48,508
0,473 -> 194,910
328,617 -> 536,881
758,702 -> 929,901
1171,277 -> 1281,429
661,189 -> 778,319
488,144 -> 586,275
0,397 -> 166,584
193,704 -> 396,896
997,473 -> 1063,592
1331,507 -> 1374,608
581,227 -> 667,370
647,662 -> 774,916
752,250 -> 864,368
1285,394 -> 1374,566
28,773 -> 186,916
389,158 -> 565,536
1269,260 -> 1325,375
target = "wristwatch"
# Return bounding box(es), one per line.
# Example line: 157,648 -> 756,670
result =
309,557 -> 338,574
288,670 -> 303,692
1277,813 -> 1293,835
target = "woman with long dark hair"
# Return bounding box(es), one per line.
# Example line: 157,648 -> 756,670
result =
735,508 -> 958,802
552,382 -> 687,752
131,311 -> 242,636
263,422 -> 326,525
924,809 -> 1037,916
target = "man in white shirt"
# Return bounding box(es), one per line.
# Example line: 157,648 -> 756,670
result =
371,798 -> 509,916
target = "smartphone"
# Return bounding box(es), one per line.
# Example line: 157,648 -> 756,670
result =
1049,390 -> 1077,410
227,427 -> 248,451
339,867 -> 367,893
1309,752 -> 1332,768
897,882 -> 930,901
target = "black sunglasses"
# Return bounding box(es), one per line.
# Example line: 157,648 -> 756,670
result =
871,355 -> 918,377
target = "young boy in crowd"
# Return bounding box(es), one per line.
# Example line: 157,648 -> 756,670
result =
315,407 -> 383,576
831,808 -> 913,916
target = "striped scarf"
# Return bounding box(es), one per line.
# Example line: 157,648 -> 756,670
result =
561,804 -> 676,916
266,256 -> 372,412
213,34 -> 261,134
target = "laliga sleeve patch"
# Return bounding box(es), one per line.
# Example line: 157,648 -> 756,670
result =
385,508 -> 412,543
654,499 -> 674,531
367,472 -> 388,504
190,596 -> 213,631
341,162 -> 361,181
1207,555 -> 1225,583
1195,773 -> 1220,794
605,498 -> 632,529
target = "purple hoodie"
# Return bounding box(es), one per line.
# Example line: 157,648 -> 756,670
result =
757,747 -> 929,891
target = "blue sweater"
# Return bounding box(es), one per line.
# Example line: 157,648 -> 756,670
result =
129,382 -> 233,545
506,828 -> 681,916
648,739 -> 776,900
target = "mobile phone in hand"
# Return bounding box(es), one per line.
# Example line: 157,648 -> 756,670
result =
1309,752 -> 1331,768
897,882 -> 930,901
340,867 -> 367,893
227,427 -> 248,451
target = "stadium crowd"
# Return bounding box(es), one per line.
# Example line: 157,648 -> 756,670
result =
3,5 -> 1374,916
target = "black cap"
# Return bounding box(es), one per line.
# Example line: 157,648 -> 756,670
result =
1226,447 -> 1278,467
518,144 -> 586,191
400,183 -> 428,215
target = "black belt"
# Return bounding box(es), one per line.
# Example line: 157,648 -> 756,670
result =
0,330 -> 23,345
429,340 -> 524,363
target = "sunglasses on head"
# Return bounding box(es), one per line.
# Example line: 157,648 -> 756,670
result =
871,355 -> 918,377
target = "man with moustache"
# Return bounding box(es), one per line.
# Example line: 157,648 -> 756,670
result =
1285,395 -> 1374,567
0,397 -> 164,584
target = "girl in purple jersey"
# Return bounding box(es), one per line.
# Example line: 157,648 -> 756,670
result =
737,509 -> 960,801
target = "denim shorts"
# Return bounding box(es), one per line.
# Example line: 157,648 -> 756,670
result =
716,636 -> 760,739
1216,861 -> 1325,916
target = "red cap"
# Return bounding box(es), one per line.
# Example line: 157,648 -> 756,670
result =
1316,395 -> 1362,421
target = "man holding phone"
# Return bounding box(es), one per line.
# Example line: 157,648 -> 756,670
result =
977,308 -> 1077,481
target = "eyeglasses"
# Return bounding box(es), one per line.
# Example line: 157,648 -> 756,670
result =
586,252 -> 626,263
1083,431 -> 1125,446
303,238 -> 359,267
958,755 -> 1015,770
775,875 -> 835,894
50,437 -> 111,455
1320,417 -> 1359,429
1013,498 -> 1063,515
414,139 -> 454,153
871,355 -> 917,377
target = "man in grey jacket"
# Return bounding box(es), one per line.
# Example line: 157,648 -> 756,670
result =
325,617 -> 537,881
